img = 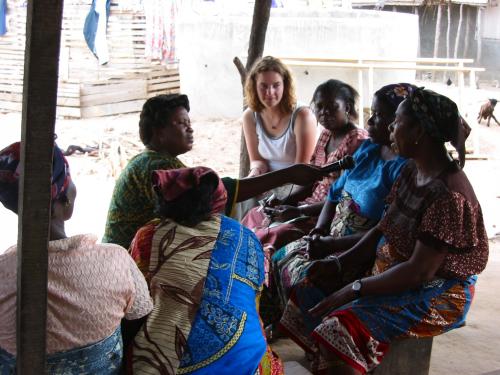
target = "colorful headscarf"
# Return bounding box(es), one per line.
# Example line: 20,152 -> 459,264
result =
152,167 -> 227,215
406,87 -> 460,144
375,83 -> 417,112
0,142 -> 71,213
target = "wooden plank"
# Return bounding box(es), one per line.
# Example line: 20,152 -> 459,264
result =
81,99 -> 144,117
81,83 -> 147,106
17,0 -> 64,372
80,79 -> 144,96
147,81 -> 180,91
56,105 -> 81,118
0,100 -> 23,111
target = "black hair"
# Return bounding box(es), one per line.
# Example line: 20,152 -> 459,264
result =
311,79 -> 359,120
155,173 -> 218,227
139,94 -> 190,146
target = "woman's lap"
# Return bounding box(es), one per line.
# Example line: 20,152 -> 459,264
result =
280,276 -> 476,374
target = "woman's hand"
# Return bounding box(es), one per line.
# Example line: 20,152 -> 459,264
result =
286,164 -> 329,186
307,258 -> 342,294
308,284 -> 355,318
264,205 -> 301,222
305,235 -> 335,260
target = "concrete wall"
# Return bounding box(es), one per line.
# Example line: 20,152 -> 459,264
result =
177,9 -> 418,118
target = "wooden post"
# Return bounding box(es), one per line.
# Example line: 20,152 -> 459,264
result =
357,62 -> 364,127
433,4 -> 442,80
454,4 -> 464,59
464,6 -> 471,58
17,0 -> 64,373
476,7 -> 482,64
368,66 -> 374,109
446,1 -> 451,60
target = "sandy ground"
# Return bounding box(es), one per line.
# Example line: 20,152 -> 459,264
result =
1,82 -> 500,373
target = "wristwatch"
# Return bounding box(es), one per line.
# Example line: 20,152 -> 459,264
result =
352,279 -> 363,298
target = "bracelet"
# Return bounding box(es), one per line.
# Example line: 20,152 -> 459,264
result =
326,255 -> 342,274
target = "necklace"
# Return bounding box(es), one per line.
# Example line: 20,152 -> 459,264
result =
272,114 -> 288,131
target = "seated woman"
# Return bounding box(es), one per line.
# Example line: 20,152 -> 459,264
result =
272,84 -> 412,306
103,93 -> 327,250
0,142 -> 152,373
242,79 -> 368,250
236,56 -> 317,219
128,167 -> 284,374
280,88 -> 488,375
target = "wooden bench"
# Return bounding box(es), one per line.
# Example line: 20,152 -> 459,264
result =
372,337 -> 433,375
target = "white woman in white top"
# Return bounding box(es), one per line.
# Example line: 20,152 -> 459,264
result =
242,56 -> 317,178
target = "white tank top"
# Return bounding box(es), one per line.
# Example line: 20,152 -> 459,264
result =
255,106 -> 303,171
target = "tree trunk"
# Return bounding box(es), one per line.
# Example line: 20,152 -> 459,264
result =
234,0 -> 272,178
454,4 -> 464,59
464,6 -> 471,58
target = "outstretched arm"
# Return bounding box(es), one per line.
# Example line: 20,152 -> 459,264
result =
235,163 -> 327,202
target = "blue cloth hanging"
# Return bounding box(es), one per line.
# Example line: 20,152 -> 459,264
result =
0,0 -> 7,36
83,0 -> 111,63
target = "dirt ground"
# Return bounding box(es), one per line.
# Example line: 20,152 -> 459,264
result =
1,82 -> 500,374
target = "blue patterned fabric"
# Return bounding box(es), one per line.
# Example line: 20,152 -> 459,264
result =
328,139 -> 406,221
178,215 -> 267,375
0,326 -> 122,374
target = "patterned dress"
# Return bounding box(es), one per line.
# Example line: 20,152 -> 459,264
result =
280,161 -> 489,374
241,127 -> 368,250
103,150 -> 238,250
129,215 -> 283,375
273,139 -> 406,307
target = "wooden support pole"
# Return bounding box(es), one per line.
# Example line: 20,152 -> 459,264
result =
16,0 -> 64,373
357,62 -> 364,127
464,6 -> 471,58
475,7 -> 482,64
454,4 -> 464,59
433,4 -> 443,81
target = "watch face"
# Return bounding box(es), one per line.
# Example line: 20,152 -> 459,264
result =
353,280 -> 362,291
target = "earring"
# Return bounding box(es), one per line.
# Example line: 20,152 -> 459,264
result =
65,200 -> 71,208
345,112 -> 350,124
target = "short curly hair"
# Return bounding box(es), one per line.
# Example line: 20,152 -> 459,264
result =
244,56 -> 296,113
139,94 -> 190,146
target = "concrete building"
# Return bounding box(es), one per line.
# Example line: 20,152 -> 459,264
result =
177,8 -> 418,118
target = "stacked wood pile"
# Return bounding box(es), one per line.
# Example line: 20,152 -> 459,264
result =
0,0 -> 180,118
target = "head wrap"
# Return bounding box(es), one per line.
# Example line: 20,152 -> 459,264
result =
375,83 -> 417,112
0,142 -> 71,213
152,167 -> 227,215
406,87 -> 460,143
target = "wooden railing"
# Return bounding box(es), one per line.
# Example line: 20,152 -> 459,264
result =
278,56 -> 485,155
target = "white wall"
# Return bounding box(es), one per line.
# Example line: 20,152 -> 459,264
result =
177,8 -> 419,118
483,5 -> 500,40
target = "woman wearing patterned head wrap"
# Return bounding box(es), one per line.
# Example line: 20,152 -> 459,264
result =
271,84 -> 412,321
128,167 -> 284,375
279,88 -> 488,375
0,142 -> 153,374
